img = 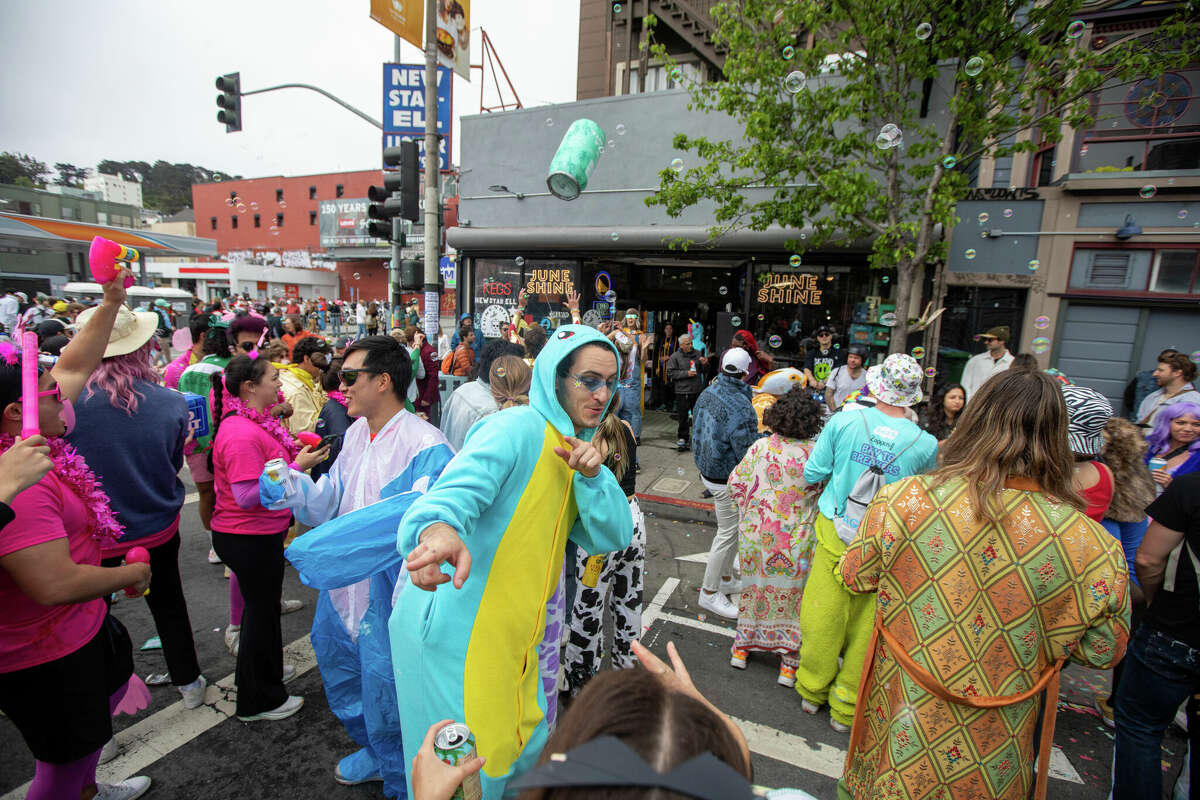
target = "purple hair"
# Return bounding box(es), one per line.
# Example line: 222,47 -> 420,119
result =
1146,401 -> 1200,456
86,342 -> 159,415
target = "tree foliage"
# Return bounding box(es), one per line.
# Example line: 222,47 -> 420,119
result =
97,159 -> 239,214
647,0 -> 1198,351
0,152 -> 50,187
53,162 -> 90,188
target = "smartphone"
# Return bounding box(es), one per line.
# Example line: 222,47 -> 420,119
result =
319,434 -> 342,450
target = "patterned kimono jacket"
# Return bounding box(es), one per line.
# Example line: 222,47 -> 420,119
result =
839,475 -> 1130,800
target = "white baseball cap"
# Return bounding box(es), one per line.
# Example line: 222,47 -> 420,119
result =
721,348 -> 752,375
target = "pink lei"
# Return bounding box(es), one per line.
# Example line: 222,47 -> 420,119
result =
221,395 -> 301,460
328,390 -> 348,408
0,434 -> 124,544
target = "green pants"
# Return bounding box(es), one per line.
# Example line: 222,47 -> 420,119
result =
795,514 -> 874,726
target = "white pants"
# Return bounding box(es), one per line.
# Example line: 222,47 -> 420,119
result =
701,478 -> 739,592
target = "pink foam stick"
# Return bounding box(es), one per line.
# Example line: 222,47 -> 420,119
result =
20,332 -> 39,438
124,546 -> 151,597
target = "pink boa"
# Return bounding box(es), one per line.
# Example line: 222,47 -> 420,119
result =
221,395 -> 301,460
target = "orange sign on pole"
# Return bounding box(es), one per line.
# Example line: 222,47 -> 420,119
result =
370,0 -> 424,51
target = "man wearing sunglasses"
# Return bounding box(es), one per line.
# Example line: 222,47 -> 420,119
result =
960,325 -> 1013,401
393,324 -> 633,800
278,337 -> 331,434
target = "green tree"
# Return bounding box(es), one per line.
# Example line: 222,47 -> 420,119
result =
53,162 -> 90,188
98,159 -> 238,213
648,0 -> 1198,353
0,152 -> 50,187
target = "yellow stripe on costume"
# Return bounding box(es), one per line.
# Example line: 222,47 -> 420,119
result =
464,423 -> 578,777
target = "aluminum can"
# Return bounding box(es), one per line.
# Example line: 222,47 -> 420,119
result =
263,458 -> 294,494
581,554 -> 605,587
1148,457 -> 1168,472
546,119 -> 606,200
434,722 -> 482,800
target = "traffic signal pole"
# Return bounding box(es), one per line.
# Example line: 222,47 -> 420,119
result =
392,35 -> 404,317
422,0 -> 441,336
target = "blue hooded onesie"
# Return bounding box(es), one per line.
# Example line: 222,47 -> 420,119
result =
391,324 -> 634,799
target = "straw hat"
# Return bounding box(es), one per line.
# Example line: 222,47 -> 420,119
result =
75,305 -> 159,358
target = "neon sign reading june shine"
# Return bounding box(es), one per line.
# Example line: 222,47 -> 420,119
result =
757,274 -> 823,305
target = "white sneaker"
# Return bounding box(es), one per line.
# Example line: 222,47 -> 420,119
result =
94,776 -> 151,800
237,695 -> 304,722
283,664 -> 297,683
801,699 -> 821,715
280,598 -> 305,615
208,548 -> 221,564
98,736 -> 119,764
224,624 -> 240,657
830,717 -> 851,734
179,675 -> 207,709
698,591 -> 738,619
718,577 -> 743,595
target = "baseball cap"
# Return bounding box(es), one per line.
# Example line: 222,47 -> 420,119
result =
815,325 -> 833,335
847,344 -> 868,357
721,348 -> 752,375
975,326 -> 1010,342
1061,384 -> 1112,457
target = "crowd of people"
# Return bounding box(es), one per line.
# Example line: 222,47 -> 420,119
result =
2,274 -> 1199,799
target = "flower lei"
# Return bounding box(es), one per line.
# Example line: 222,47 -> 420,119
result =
222,394 -> 301,460
0,434 -> 124,545
328,390 -> 348,408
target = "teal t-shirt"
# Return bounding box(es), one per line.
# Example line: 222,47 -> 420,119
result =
802,406 -> 939,519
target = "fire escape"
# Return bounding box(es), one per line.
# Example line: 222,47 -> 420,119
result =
610,0 -> 728,95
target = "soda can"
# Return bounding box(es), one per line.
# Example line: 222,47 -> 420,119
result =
546,119 -> 606,201
581,554 -> 605,588
263,458 -> 295,494
1148,457 -> 1168,472
433,723 -> 482,800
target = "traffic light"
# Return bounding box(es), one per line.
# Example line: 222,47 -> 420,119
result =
215,73 -> 242,133
383,141 -> 420,222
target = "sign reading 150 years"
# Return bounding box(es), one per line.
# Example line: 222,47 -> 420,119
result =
758,274 -> 823,305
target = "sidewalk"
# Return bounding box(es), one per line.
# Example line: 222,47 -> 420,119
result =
634,408 -> 717,525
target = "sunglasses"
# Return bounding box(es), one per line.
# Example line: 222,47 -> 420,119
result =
979,336 -> 997,343
237,341 -> 256,352
18,383 -> 64,404
338,368 -> 377,386
569,373 -> 618,395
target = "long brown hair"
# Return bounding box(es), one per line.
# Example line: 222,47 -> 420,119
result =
489,355 -> 532,409
592,388 -> 631,483
518,669 -> 751,799
932,370 -> 1083,520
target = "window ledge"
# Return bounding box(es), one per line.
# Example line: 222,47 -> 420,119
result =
1061,169 -> 1200,193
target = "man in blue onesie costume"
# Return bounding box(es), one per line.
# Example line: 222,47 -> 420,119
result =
392,324 -> 634,799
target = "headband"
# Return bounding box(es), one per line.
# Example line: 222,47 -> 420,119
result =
508,736 -> 755,800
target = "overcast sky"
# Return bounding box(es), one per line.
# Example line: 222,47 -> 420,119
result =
0,0 -> 579,181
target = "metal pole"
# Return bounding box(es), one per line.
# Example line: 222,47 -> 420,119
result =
422,0 -> 441,337
390,34 -> 404,315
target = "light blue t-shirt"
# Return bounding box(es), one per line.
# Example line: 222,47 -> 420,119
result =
803,406 -> 939,520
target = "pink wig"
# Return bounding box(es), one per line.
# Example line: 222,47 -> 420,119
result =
86,341 -> 159,415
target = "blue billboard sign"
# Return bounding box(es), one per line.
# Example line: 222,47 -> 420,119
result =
383,63 -> 453,172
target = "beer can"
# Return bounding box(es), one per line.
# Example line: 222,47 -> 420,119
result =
581,554 -> 605,588
1148,457 -> 1168,472
264,458 -> 294,495
433,722 -> 482,800
546,119 -> 606,201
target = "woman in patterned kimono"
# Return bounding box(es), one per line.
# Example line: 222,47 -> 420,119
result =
728,387 -> 824,688
839,369 -> 1130,800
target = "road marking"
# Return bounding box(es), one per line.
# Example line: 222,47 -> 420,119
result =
660,611 -> 736,638
641,577 -> 678,630
1,636 -> 317,800
1048,747 -> 1084,784
184,492 -> 199,505
674,551 -> 709,564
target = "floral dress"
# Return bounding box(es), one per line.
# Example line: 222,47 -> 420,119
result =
729,434 -> 822,659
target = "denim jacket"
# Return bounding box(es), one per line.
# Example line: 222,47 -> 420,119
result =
691,374 -> 760,482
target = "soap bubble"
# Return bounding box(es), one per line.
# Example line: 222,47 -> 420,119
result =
925,367 -> 937,377
1191,350 -> 1200,365
278,200 -> 287,209
782,45 -> 795,59
670,158 -> 684,173
769,334 -> 783,348
833,343 -> 840,349
881,276 -> 890,283
964,56 -> 984,77
237,203 -> 247,213
249,201 -> 259,211
214,175 -> 223,182
979,231 -> 990,240
1179,209 -> 1189,219
757,314 -> 765,321
789,254 -> 802,267
615,123 -> 626,135
942,156 -> 957,169
1139,185 -> 1157,199
718,286 -> 728,295
1031,337 -> 1050,354
1066,20 -> 1085,39
545,118 -> 554,127
271,228 -> 280,237
1003,208 -> 1013,218
607,139 -> 615,149
1035,315 -> 1050,329
731,316 -> 741,326
911,346 -> 926,359
1027,259 -> 1040,271
670,67 -> 682,82
965,249 -> 977,260
610,231 -> 620,241
875,123 -> 902,149
353,272 -> 361,280
677,468 -> 685,476
495,366 -> 507,377
515,256 -> 525,267
225,198 -> 235,207
915,22 -> 932,40
978,212 -> 989,224
613,2 -> 622,12
784,71 -> 805,93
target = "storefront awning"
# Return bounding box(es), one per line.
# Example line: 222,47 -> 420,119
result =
0,212 -> 217,258
446,225 -> 871,253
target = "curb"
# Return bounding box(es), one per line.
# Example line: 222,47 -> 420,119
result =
636,492 -> 716,525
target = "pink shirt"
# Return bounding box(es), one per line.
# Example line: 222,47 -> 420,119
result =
0,473 -> 106,673
211,415 -> 293,534
164,349 -> 199,391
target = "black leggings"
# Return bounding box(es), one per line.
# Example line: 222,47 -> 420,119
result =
103,531 -> 200,686
210,529 -> 288,716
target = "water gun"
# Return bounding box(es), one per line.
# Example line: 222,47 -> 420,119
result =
88,236 -> 138,288
124,546 -> 150,597
20,332 -> 38,437
296,431 -> 322,449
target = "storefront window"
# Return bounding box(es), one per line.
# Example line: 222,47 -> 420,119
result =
471,258 -> 580,338
1075,70 -> 1200,173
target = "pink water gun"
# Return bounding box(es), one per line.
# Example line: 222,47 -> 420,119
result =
20,332 -> 39,438
88,236 -> 137,288
124,546 -> 150,597
296,431 -> 322,449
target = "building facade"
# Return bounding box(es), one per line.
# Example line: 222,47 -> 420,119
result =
83,172 -> 144,208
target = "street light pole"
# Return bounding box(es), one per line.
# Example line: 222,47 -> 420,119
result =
422,0 -> 441,336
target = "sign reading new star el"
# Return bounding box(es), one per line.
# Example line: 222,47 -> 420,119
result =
383,63 -> 453,172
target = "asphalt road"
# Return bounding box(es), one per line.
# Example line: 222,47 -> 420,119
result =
0,471 -> 1187,799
